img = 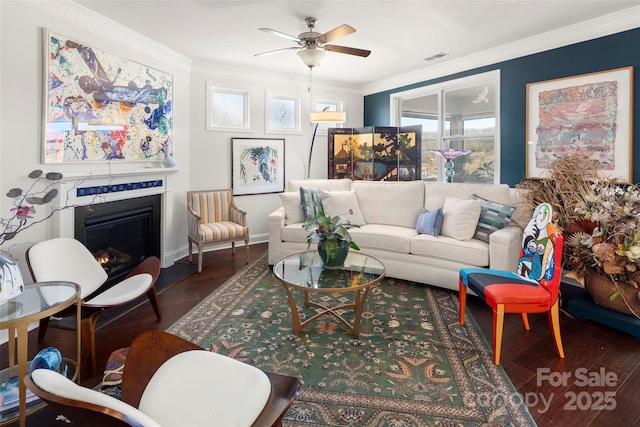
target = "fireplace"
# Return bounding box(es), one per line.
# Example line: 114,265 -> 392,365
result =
74,195 -> 161,292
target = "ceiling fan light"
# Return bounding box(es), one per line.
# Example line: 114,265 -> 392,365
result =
310,111 -> 346,123
297,48 -> 326,68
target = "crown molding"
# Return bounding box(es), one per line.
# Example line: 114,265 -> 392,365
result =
19,0 -> 192,71
363,6 -> 640,95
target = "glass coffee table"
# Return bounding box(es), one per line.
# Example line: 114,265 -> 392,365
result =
272,251 -> 385,337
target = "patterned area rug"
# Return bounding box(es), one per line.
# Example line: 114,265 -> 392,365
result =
167,252 -> 536,426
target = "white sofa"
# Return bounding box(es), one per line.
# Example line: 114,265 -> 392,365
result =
268,179 -> 527,292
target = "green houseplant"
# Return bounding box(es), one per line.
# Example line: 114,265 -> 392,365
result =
303,210 -> 360,268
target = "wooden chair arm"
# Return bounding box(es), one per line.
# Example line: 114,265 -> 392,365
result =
121,331 -> 203,408
230,204 -> 247,226
252,372 -> 301,427
124,256 -> 160,286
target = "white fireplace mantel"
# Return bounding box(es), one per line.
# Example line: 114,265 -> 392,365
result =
51,167 -> 179,267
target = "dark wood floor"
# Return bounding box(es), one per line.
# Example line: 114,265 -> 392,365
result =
3,243 -> 639,426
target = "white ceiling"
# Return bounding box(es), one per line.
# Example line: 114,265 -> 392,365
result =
76,1 -> 639,87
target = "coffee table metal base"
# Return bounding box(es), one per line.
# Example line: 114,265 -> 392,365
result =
281,283 -> 374,337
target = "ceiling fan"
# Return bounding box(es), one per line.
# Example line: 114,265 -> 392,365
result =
255,17 -> 371,68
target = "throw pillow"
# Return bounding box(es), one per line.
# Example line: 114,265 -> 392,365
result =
299,187 -> 324,220
279,192 -> 304,225
416,208 -> 443,236
470,194 -> 517,243
320,190 -> 366,225
441,197 -> 482,241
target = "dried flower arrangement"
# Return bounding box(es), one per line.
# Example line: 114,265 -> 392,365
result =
517,154 -> 640,316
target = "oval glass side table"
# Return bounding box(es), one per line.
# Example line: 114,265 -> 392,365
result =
0,281 -> 81,427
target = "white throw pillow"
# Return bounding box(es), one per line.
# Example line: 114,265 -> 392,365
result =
320,190 -> 366,226
279,192 -> 304,225
441,197 -> 482,241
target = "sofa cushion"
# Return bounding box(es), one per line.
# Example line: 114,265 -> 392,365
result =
281,224 -> 309,243
279,192 -> 304,225
320,190 -> 366,225
424,183 -> 511,211
287,179 -> 351,192
441,197 -> 482,241
299,187 -> 324,220
470,194 -> 516,243
352,181 -> 425,228
416,208 -> 443,236
350,224 -> 416,253
411,234 -> 489,266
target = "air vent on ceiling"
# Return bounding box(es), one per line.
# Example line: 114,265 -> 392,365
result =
424,52 -> 449,61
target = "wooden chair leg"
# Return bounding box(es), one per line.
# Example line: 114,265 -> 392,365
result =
197,242 -> 204,273
37,317 -> 50,342
493,305 -> 505,365
548,301 -> 565,358
81,310 -> 104,375
521,313 -> 530,330
147,287 -> 162,320
231,241 -> 236,254
245,238 -> 250,264
188,239 -> 193,263
458,280 -> 467,325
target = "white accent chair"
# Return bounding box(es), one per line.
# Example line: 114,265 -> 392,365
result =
24,331 -> 301,427
187,189 -> 250,273
26,237 -> 162,374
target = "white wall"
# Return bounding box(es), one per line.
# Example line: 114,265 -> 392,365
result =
189,63 -> 363,243
0,0 -> 191,273
0,0 -> 365,271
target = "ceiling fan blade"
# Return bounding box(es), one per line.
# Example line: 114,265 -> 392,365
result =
318,24 -> 355,44
254,47 -> 300,57
324,44 -> 371,57
259,28 -> 302,43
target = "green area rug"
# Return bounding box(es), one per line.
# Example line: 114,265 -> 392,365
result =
167,252 -> 536,426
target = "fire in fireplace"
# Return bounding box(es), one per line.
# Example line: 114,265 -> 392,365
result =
74,195 -> 161,292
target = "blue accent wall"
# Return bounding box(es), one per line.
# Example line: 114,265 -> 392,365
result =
364,28 -> 640,186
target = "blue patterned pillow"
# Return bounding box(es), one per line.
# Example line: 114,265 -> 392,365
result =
470,194 -> 516,243
300,187 -> 324,220
416,208 -> 444,236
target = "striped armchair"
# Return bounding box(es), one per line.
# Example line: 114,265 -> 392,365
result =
187,189 -> 249,273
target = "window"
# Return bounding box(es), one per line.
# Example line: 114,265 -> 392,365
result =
391,71 -> 500,183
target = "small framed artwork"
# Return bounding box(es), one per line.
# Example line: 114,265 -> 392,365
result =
232,138 -> 285,195
314,99 -> 345,135
266,91 -> 301,134
526,66 -> 633,182
206,84 -> 250,132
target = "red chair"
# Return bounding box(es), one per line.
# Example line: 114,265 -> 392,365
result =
459,203 -> 565,365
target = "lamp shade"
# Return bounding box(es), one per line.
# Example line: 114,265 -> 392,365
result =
310,111 -> 347,123
297,49 -> 326,68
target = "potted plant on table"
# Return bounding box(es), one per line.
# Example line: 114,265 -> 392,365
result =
303,210 -> 360,269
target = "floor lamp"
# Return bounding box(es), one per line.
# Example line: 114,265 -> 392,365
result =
308,108 -> 346,178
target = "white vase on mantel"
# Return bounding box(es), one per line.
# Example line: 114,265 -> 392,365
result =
0,251 -> 24,305
163,153 -> 176,168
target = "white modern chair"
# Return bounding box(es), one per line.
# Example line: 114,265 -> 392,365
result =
187,189 -> 250,273
26,237 -> 162,374
24,331 -> 301,427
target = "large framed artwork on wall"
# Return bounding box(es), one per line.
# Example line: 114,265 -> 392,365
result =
44,30 -> 173,163
328,126 -> 422,181
232,138 -> 285,195
526,66 -> 633,182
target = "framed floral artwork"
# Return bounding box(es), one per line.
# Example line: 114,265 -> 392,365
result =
44,30 -> 173,163
265,91 -> 301,134
526,66 -> 633,182
206,84 -> 250,132
232,138 -> 285,195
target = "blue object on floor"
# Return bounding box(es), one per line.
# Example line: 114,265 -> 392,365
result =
568,293 -> 640,340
